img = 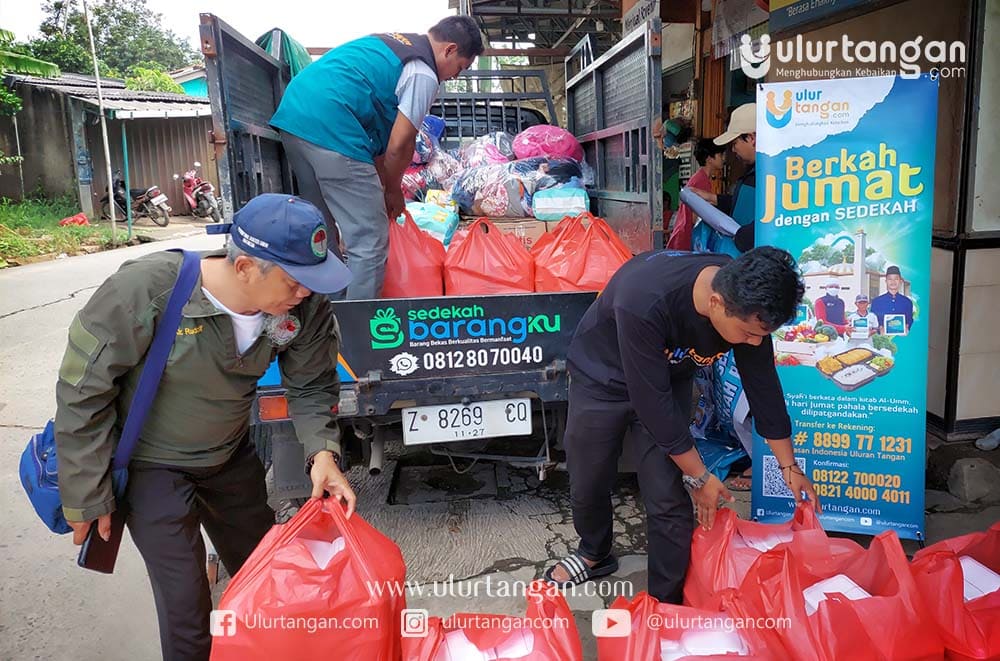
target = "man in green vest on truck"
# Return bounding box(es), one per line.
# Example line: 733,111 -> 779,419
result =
271,17 -> 484,299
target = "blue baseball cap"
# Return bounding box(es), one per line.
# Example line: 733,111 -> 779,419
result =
208,194 -> 352,294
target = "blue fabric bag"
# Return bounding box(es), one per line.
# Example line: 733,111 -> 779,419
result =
19,249 -> 201,534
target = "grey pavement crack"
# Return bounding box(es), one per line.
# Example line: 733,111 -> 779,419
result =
0,285 -> 99,320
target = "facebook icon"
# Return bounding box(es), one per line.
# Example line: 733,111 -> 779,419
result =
210,610 -> 237,637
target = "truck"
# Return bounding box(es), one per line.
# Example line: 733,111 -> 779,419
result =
197,14 -> 664,503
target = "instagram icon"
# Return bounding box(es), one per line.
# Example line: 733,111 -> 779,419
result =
401,609 -> 429,638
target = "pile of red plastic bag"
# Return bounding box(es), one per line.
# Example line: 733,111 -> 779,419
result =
209,498 -> 584,661
211,496 -> 999,660
382,212 -> 631,298
600,505 -> 1000,661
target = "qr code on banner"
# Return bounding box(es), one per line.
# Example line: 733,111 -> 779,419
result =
761,455 -> 807,498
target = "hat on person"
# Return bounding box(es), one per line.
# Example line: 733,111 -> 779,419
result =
856,293 -> 869,302
886,265 -> 901,276
714,103 -> 757,145
207,194 -> 352,294
826,280 -> 840,289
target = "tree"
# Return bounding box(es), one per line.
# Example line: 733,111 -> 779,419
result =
25,34 -> 90,74
34,0 -> 199,76
125,66 -> 184,93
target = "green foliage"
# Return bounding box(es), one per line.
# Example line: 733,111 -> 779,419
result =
0,28 -> 61,77
871,334 -> 898,355
0,195 -> 113,264
0,86 -> 22,115
125,66 -> 183,93
24,34 -> 90,74
800,242 -> 877,267
34,0 -> 198,75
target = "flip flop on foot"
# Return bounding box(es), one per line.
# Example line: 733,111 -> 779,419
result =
726,469 -> 752,492
544,552 -> 619,588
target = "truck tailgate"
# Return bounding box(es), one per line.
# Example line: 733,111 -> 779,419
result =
332,292 -> 596,415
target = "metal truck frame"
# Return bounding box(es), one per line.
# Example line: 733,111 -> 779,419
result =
199,14 -> 662,500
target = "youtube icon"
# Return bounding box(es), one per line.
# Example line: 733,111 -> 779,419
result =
592,608 -> 630,638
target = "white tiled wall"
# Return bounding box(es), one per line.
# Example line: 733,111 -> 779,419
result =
927,248 -> 953,417
957,249 -> 1000,419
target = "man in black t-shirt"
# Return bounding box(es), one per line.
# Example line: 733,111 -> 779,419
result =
544,247 -> 820,604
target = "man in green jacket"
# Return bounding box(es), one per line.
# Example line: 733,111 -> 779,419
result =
55,194 -> 354,660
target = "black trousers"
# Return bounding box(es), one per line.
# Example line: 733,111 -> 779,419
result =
125,440 -> 274,661
564,376 -> 695,604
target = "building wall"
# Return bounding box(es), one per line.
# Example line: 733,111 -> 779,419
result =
0,86 -> 76,200
180,77 -> 209,98
970,0 -> 999,232
86,115 -> 220,216
662,22 -> 695,70
928,247 -> 953,417
956,248 -> 1000,419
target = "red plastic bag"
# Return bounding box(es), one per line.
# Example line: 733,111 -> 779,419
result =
597,592 -> 771,661
533,212 -> 631,292
909,522 -> 1000,661
210,498 -> 407,661
383,211 -> 445,298
730,530 -> 944,661
402,580 -> 582,661
444,217 -> 534,295
684,503 -> 862,610
58,212 -> 90,226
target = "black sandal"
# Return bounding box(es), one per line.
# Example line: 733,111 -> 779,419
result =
543,552 -> 619,587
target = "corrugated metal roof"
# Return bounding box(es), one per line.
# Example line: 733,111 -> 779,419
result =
5,72 -> 210,118
7,72 -> 127,89
75,97 -> 212,119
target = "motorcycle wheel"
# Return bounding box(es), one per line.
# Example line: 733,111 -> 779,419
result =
101,200 -> 128,221
209,201 -> 222,223
152,204 -> 170,227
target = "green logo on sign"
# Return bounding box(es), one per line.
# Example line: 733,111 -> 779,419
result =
370,308 -> 404,349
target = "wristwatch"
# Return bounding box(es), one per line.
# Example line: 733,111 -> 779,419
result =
682,469 -> 712,491
305,450 -> 342,474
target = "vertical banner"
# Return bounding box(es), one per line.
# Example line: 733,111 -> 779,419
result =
752,75 -> 937,540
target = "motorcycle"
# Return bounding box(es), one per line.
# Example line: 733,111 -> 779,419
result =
100,170 -> 171,227
174,161 -> 222,222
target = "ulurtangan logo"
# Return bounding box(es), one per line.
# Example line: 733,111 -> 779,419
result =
739,33 -> 771,80
389,352 -> 420,376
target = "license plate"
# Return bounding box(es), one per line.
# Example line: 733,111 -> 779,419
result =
402,398 -> 532,446
151,194 -> 168,205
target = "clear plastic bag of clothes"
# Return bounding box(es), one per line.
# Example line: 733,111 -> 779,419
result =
451,157 -> 584,218
459,131 -> 515,168
424,149 -> 462,193
412,115 -> 446,164
402,165 -> 429,201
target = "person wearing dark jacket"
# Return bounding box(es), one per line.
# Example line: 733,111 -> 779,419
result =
690,103 -> 758,255
543,247 -> 820,604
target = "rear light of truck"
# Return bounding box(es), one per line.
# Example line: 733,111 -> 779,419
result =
258,395 -> 338,421
258,395 -> 289,421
